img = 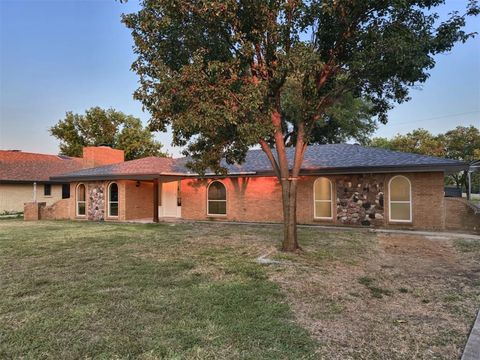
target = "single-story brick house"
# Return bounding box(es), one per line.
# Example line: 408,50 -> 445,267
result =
0,147 -> 124,213
44,144 -> 478,231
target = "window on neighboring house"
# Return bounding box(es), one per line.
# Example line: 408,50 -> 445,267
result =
108,182 -> 119,217
62,184 -> 70,199
314,177 -> 333,219
76,184 -> 86,216
44,184 -> 51,196
388,175 -> 412,222
207,181 -> 226,216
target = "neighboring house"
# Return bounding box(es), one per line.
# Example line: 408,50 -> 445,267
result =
44,143 -> 476,231
0,147 -> 124,213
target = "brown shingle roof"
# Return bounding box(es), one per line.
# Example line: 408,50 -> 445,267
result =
0,151 -> 85,183
50,156 -> 178,181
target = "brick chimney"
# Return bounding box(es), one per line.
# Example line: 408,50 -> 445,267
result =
82,146 -> 124,168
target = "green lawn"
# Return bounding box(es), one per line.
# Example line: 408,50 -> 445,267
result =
1,220 -> 479,359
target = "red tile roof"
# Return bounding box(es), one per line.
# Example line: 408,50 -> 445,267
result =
0,151 -> 85,183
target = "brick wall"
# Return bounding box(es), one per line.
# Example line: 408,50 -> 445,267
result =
181,172 -> 447,230
60,172 -> 452,231
382,172 -> 446,230
24,199 -> 71,220
82,147 -> 124,168
181,177 -> 284,223
445,198 -> 480,233
124,180 -> 154,220
40,199 -> 71,220
24,202 -> 44,221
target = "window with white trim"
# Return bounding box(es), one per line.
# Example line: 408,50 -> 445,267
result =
76,184 -> 86,216
314,177 -> 333,219
108,182 -> 119,217
207,181 -> 226,216
388,176 -> 412,222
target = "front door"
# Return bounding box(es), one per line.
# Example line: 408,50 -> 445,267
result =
162,181 -> 179,217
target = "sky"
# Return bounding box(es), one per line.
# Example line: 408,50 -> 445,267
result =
0,0 -> 479,158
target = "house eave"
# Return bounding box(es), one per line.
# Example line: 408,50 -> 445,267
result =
48,163 -> 466,182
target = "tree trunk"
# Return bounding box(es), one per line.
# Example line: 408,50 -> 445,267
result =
260,110 -> 305,253
281,178 -> 300,252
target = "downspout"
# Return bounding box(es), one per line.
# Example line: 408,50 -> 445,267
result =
33,182 -> 37,202
467,170 -> 472,201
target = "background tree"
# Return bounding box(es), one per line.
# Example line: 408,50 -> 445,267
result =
368,129 -> 446,157
50,107 -> 167,160
475,149 -> 480,159
444,125 -> 480,191
123,0 -> 478,251
369,125 -> 480,193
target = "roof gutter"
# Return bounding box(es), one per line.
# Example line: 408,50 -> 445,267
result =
50,171 -> 258,182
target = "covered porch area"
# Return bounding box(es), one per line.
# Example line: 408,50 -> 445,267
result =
119,176 -> 183,223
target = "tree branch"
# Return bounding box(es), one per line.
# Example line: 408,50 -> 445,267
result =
260,138 -> 281,178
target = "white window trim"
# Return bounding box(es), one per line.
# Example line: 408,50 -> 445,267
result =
76,183 -> 86,217
207,181 -> 227,217
107,182 -> 119,218
313,177 -> 333,220
388,175 -> 412,223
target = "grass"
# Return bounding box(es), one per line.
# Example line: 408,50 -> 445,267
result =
0,221 -> 314,359
1,220 -> 479,359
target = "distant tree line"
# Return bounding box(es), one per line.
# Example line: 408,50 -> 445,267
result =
367,126 -> 480,193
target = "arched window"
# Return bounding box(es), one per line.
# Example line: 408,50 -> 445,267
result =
207,181 -> 226,216
388,175 -> 412,222
76,184 -> 86,216
108,182 -> 119,217
314,177 -> 333,219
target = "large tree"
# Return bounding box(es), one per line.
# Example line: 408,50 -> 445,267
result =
50,107 -> 167,160
123,0 -> 478,251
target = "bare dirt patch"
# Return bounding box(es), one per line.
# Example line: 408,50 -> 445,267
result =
267,231 -> 480,359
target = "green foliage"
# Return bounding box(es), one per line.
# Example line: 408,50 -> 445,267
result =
368,126 -> 480,192
123,0 -> 478,174
50,107 -> 167,160
369,128 -> 446,157
475,149 -> 480,159
444,125 -> 480,163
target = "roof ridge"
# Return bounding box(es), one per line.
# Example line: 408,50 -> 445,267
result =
361,145 -> 461,162
0,150 -> 82,160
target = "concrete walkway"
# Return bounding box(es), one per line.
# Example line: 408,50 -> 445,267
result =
462,310 -> 480,360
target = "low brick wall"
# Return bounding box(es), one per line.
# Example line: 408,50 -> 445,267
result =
24,199 -> 71,221
24,202 -> 45,221
40,199 -> 71,220
445,198 -> 480,233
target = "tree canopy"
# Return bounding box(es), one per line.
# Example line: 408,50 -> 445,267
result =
368,128 -> 446,157
368,125 -> 480,191
123,0 -> 478,250
50,107 -> 167,160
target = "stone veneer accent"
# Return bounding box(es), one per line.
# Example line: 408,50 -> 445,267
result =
88,182 -> 105,221
336,174 -> 385,226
